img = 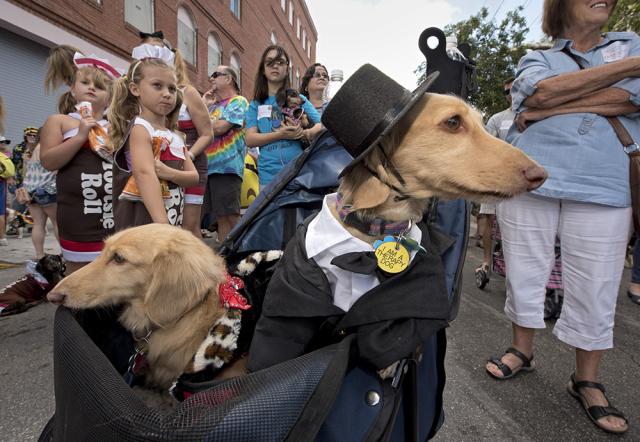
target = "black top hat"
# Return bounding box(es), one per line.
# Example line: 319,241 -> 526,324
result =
321,64 -> 438,177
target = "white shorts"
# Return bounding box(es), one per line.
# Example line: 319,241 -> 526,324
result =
497,193 -> 631,351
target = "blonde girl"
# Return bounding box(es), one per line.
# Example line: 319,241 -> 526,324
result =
132,36 -> 212,237
109,58 -> 198,229
40,45 -> 119,273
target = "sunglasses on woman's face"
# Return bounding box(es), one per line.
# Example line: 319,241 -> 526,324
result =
312,72 -> 329,80
264,58 -> 288,68
210,72 -> 229,79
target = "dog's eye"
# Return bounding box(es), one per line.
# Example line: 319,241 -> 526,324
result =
445,116 -> 461,131
112,253 -> 126,264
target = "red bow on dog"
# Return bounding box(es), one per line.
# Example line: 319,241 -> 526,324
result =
218,272 -> 251,310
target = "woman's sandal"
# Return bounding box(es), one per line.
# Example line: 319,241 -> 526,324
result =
627,290 -> 640,305
486,347 -> 534,380
567,373 -> 629,434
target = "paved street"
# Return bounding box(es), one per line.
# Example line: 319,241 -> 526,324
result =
0,232 -> 638,441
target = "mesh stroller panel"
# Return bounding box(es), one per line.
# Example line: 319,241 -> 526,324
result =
46,308 -> 348,442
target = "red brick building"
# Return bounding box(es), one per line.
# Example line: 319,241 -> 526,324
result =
0,0 -> 317,143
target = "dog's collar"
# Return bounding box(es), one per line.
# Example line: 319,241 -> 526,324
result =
335,192 -> 410,236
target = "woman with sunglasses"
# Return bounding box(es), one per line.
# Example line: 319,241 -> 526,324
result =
300,63 -> 330,115
245,45 -> 322,188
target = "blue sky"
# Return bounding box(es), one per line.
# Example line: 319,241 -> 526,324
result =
306,0 -> 544,89
450,0 -> 545,40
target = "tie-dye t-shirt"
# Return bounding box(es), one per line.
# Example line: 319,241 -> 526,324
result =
206,95 -> 249,177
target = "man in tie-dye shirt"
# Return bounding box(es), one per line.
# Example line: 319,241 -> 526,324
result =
204,66 -> 249,241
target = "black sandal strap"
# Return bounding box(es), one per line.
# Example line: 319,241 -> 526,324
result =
505,347 -> 533,367
488,356 -> 512,377
587,406 -> 628,424
571,373 -> 606,394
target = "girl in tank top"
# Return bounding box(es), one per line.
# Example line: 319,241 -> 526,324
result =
109,57 -> 198,229
132,37 -> 212,238
39,45 -> 120,273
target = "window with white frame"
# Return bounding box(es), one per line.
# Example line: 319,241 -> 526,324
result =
177,7 -> 197,65
302,29 -> 306,50
307,42 -> 311,58
125,0 -> 154,33
230,0 -> 240,19
280,0 -> 286,11
207,34 -> 221,76
230,53 -> 241,91
296,17 -> 301,39
288,64 -> 293,84
270,31 -> 277,45
288,1 -> 293,24
295,68 -> 300,88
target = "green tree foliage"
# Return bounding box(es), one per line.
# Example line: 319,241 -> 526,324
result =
415,7 -> 528,119
607,0 -> 640,33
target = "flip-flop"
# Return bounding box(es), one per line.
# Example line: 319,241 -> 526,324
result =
627,290 -> 640,305
567,373 -> 629,434
486,347 -> 534,380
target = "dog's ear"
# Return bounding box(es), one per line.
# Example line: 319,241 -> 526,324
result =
351,171 -> 391,210
35,259 -> 44,275
144,243 -> 226,327
353,152 -> 391,210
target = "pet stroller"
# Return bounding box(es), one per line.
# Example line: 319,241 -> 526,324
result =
39,27 -> 476,441
478,218 -> 564,319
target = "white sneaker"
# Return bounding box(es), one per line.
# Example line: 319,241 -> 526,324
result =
0,238 -> 8,246
17,227 -> 24,239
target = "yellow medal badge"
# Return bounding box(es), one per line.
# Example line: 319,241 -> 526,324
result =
373,236 -> 410,274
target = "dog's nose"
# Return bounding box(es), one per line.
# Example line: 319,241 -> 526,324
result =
523,165 -> 548,191
47,291 -> 66,305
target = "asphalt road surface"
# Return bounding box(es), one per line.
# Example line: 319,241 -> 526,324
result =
0,242 -> 638,441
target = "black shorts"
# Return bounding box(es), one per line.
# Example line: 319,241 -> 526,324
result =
203,174 -> 242,217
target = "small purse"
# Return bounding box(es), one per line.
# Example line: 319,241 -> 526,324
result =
562,48 -> 640,232
15,187 -> 31,204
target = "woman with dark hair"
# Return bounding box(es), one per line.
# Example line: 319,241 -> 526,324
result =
300,63 -> 329,115
245,45 -> 322,187
485,0 -> 639,434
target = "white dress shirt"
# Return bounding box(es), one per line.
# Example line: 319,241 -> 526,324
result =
305,193 -> 422,312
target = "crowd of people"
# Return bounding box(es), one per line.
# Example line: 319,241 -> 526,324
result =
0,0 -> 638,436
0,34 -> 331,268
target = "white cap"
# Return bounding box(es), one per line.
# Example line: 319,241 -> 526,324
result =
330,69 -> 344,82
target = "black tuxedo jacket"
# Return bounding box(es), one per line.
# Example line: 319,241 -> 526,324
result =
247,217 -> 454,372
